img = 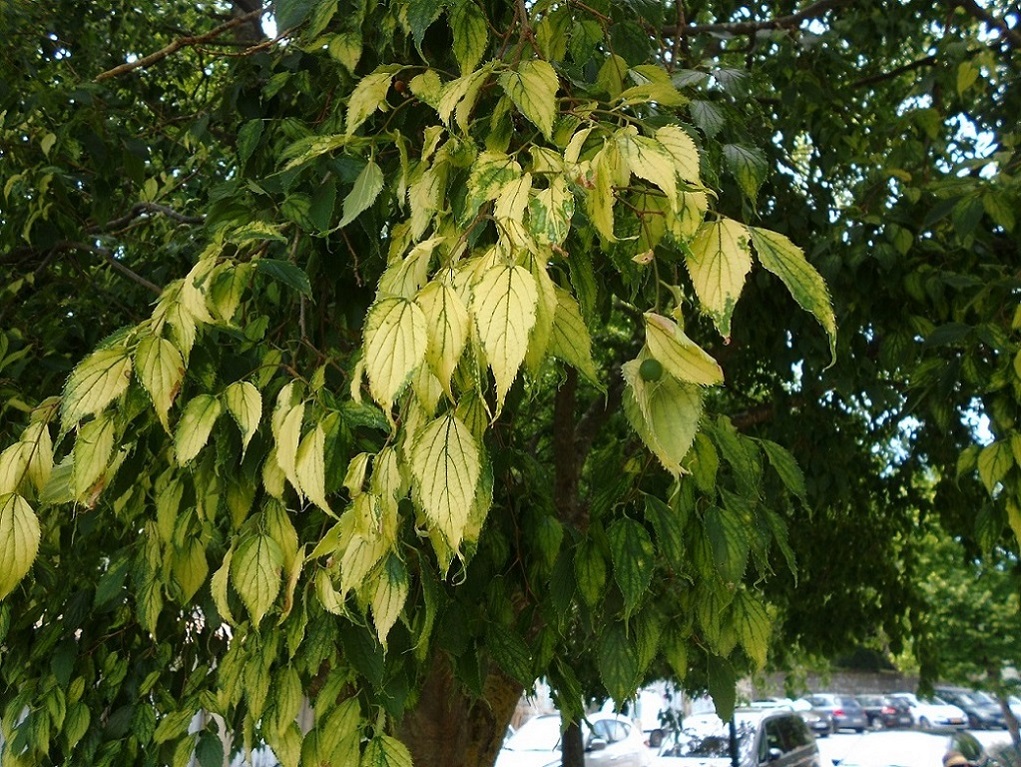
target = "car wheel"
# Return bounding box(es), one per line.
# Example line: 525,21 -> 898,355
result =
919,717 -> 931,730
855,727 -> 865,734
872,718 -> 884,731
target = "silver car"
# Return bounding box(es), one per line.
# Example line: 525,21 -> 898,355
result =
496,712 -> 652,767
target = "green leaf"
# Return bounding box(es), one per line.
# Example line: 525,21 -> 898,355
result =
406,0 -> 444,53
346,66 -> 399,135
448,0 -> 488,75
338,159 -> 385,228
410,413 -> 481,550
371,554 -> 409,648
231,533 -> 283,626
135,334 -> 184,430
686,218 -> 753,339
60,347 -> 133,430
224,381 -> 262,458
723,144 -> 767,201
707,655 -> 737,720
597,621 -> 640,705
361,734 -> 413,767
758,439 -> 807,502
253,258 -> 313,298
72,413 -> 115,501
732,589 -> 771,668
0,493 -> 40,599
705,505 -> 750,583
622,361 -> 703,475
644,494 -> 685,571
750,227 -> 836,361
363,296 -> 429,413
487,624 -> 533,686
978,441 -> 1013,494
607,518 -> 655,619
549,287 -> 599,384
471,263 -> 539,412
498,60 -> 559,140
175,394 -> 222,465
644,313 -> 723,386
275,0 -> 316,29
574,538 -> 607,609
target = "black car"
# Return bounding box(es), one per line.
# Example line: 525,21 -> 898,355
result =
934,687 -> 1007,730
854,694 -> 914,729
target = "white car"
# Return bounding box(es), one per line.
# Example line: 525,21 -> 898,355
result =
496,712 -> 652,767
887,692 -> 967,730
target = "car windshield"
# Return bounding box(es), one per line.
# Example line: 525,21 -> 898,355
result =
972,691 -> 997,705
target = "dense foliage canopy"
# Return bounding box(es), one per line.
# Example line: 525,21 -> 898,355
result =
1,1 -> 1019,766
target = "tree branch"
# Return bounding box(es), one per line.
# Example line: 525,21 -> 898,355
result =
662,0 -> 854,37
94,7 -> 265,82
952,0 -> 1021,48
851,54 -> 939,88
91,202 -> 205,233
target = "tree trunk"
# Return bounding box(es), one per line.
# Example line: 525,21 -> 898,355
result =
561,718 -> 586,767
999,693 -> 1021,751
396,654 -> 523,767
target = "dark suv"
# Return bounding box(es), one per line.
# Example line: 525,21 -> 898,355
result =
800,694 -> 867,733
855,694 -> 913,729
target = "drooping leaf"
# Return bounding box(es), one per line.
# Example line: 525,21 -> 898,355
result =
175,394 -> 222,465
231,533 -> 283,626
644,313 -> 724,386
338,159 -> 385,228
498,60 -> 559,140
416,280 -> 470,397
363,297 -> 429,414
410,413 -> 481,550
655,125 -> 701,184
622,361 -> 704,475
0,493 -> 40,599
471,263 -> 539,412
448,0 -> 488,75
361,734 -> 413,767
750,227 -> 837,360
732,589 -> 771,668
224,381 -> 262,457
617,127 -> 677,207
346,66 -> 399,135
549,287 -> 599,383
72,412 -> 115,499
686,218 -> 753,339
253,258 -> 313,298
978,441 -> 1013,494
371,554 -> 409,648
60,348 -> 133,430
134,334 -> 184,430
296,424 -> 333,515
607,517 -> 655,619
597,621 -> 640,706
723,143 -> 767,201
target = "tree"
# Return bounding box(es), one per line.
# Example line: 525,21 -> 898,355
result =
914,528 -> 1021,749
1,1 -> 1019,766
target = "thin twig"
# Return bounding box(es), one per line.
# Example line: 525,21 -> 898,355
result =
94,7 -> 265,82
851,55 -> 939,88
56,241 -> 163,294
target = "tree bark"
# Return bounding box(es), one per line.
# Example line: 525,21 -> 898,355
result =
396,654 -> 523,767
561,718 -> 586,767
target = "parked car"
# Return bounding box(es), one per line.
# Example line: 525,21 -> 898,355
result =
854,694 -> 913,729
789,698 -> 833,739
887,692 -> 967,730
496,712 -> 652,767
934,687 -> 1007,729
798,694 -> 867,733
655,707 -> 822,767
823,728 -> 997,767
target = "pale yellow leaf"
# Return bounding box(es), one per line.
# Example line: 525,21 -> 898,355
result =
645,313 -> 724,386
274,401 -> 305,497
0,493 -> 41,599
527,176 -> 574,246
522,254 -> 557,376
372,555 -> 409,648
339,532 -> 388,597
72,413 -> 115,500
410,413 -> 481,549
22,422 -> 53,494
416,280 -> 470,398
0,443 -> 29,496
135,334 -> 185,430
211,549 -> 237,625
171,539 -> 208,604
622,360 -> 704,475
60,348 -> 133,430
617,127 -> 677,207
224,381 -> 262,457
656,125 -> 701,184
344,452 -> 371,497
586,146 -> 617,242
494,173 -> 533,222
471,264 -> 539,411
437,65 -> 492,132
363,297 -> 429,414
174,394 -> 222,465
498,60 -> 559,139
296,424 -> 333,516
346,66 -> 399,135
686,218 -> 753,338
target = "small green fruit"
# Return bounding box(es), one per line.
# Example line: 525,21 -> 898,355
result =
639,358 -> 663,382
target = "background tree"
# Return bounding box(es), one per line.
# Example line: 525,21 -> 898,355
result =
1,1 -> 1019,767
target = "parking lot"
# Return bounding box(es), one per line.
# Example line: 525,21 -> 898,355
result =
816,728 -> 1013,767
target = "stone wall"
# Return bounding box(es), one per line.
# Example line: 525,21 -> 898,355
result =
753,669 -> 921,698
